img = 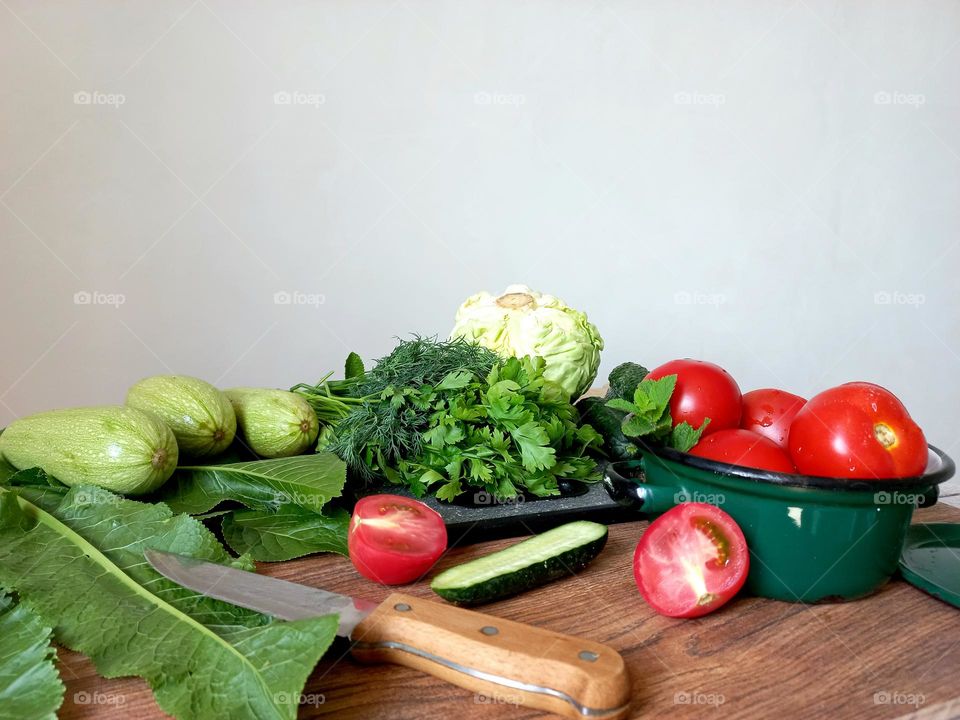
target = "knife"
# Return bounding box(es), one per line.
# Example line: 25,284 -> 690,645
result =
145,549 -> 631,719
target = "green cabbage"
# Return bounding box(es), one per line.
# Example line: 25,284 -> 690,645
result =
450,285 -> 603,398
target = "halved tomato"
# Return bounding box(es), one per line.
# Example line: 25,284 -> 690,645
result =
349,494 -> 448,585
634,503 -> 749,618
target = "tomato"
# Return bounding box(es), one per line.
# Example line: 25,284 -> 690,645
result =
634,503 -> 749,618
646,359 -> 741,435
788,382 -> 927,479
688,428 -> 796,473
348,494 -> 448,585
740,388 -> 807,448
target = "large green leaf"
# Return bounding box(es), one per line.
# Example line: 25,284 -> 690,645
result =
222,506 -> 350,561
0,486 -> 339,720
155,452 -> 347,515
0,593 -> 64,720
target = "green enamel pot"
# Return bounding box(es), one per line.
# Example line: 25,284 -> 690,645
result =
604,444 -> 955,603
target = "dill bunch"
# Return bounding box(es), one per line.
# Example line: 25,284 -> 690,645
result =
324,337 -> 500,479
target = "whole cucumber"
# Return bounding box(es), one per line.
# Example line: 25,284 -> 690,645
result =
225,388 -> 319,458
0,406 -> 178,494
126,375 -> 236,457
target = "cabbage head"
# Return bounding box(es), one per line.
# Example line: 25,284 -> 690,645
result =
450,284 -> 603,399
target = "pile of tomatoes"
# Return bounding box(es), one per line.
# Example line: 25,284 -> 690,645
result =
633,359 -> 930,620
647,358 -> 929,479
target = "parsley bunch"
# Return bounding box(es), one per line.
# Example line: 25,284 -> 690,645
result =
385,356 -> 602,501
296,339 -> 602,502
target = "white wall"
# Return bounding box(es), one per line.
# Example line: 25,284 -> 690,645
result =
2,1 -> 958,498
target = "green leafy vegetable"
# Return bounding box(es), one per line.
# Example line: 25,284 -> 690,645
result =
344,351 -> 365,379
222,506 -> 349,561
378,356 -> 602,501
0,485 -> 338,720
154,452 -> 347,515
0,592 -> 64,720
605,375 -> 709,451
325,337 -> 501,478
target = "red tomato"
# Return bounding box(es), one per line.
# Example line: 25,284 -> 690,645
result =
689,428 -> 796,473
740,388 -> 807,449
788,382 -> 927,479
646,359 -> 742,435
348,494 -> 447,585
634,503 -> 749,618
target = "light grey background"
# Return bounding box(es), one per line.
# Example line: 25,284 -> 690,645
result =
1,1 -> 958,500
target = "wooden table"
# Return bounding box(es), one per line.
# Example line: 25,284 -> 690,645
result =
58,503 -> 960,720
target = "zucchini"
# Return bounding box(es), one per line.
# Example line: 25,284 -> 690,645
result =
430,520 -> 608,605
126,375 -> 235,457
0,406 -> 178,494
225,388 -> 319,458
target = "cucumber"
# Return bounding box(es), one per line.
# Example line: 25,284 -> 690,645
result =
225,388 -> 319,458
126,375 -> 235,457
0,406 -> 178,494
577,396 -> 639,460
430,520 -> 608,605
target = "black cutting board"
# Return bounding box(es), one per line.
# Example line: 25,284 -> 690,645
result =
351,478 -> 638,544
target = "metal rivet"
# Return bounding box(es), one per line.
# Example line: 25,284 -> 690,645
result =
480,626 -> 499,636
578,650 -> 599,662
394,603 -> 411,612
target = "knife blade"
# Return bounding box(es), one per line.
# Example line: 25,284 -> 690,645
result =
145,549 -> 631,719
144,549 -> 376,636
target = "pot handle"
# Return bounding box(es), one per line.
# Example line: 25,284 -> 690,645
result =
602,461 -> 678,515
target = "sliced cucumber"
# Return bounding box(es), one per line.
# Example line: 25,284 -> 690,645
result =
430,521 -> 608,606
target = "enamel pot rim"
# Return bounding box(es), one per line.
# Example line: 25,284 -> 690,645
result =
635,441 -> 955,493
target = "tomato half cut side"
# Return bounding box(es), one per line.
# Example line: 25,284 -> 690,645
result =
349,494 -> 448,585
634,503 -> 749,618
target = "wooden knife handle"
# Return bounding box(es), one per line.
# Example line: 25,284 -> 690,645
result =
351,592 -> 631,719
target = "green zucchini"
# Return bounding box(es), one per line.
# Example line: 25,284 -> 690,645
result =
430,521 -> 608,605
126,375 -> 235,457
0,406 -> 178,494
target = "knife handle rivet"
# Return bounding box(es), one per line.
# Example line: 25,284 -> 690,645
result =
394,603 -> 412,612
480,626 -> 499,636
578,651 -> 599,662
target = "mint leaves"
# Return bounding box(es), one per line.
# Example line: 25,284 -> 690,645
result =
606,374 -> 709,452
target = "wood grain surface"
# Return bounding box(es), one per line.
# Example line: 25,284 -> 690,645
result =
57,503 -> 960,720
